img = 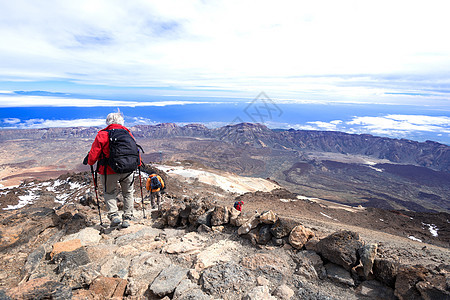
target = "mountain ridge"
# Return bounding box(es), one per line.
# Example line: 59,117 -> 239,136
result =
1,122 -> 449,172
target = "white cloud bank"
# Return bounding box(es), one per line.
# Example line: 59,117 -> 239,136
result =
0,95 -> 215,107
0,1 -> 450,104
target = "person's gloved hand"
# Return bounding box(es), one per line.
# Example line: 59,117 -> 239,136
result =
83,153 -> 89,165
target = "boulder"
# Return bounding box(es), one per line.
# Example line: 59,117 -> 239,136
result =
288,225 -> 314,249
23,245 -> 46,277
166,204 -> 183,227
100,256 -> 130,278
394,265 -> 428,300
229,207 -> 241,226
273,284 -> 295,299
324,263 -> 355,287
201,262 -> 255,296
257,225 -> 273,245
150,265 -> 188,297
270,217 -> 299,239
292,250 -> 326,280
188,202 -> 209,225
416,272 -> 450,300
259,210 -> 278,224
237,213 -> 260,235
316,230 -> 363,271
373,258 -> 398,288
243,286 -> 276,300
210,206 -> 230,226
197,208 -> 214,227
359,243 -> 377,278
7,277 -> 72,300
89,276 -> 127,299
63,227 -> 101,246
53,247 -> 90,274
304,236 -> 319,252
50,239 -> 82,259
195,240 -> 239,270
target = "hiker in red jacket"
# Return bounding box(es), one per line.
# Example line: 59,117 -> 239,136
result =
85,111 -> 137,228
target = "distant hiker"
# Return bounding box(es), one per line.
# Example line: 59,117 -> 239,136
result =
84,111 -> 141,228
234,200 -> 244,212
146,173 -> 165,210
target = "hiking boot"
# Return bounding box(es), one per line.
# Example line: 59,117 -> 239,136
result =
110,216 -> 121,227
121,220 -> 130,228
151,204 -> 157,210
121,216 -> 132,228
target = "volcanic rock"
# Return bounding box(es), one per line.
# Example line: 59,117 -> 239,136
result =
316,230 -> 363,271
288,225 -> 314,249
150,265 -> 188,297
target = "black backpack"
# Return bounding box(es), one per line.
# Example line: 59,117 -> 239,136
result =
103,128 -> 141,173
150,175 -> 162,190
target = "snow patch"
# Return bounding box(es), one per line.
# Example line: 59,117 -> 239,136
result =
422,223 -> 438,237
320,212 -> 332,219
3,192 -> 38,210
157,165 -> 278,194
369,166 -> 383,172
408,236 -> 422,242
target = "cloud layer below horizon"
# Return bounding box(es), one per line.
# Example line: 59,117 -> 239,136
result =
2,114 -> 449,145
1,1 -> 450,104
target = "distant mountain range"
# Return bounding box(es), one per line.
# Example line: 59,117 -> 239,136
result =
2,122 -> 449,173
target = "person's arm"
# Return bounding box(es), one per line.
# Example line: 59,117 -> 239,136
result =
88,131 -> 108,165
146,178 -> 151,191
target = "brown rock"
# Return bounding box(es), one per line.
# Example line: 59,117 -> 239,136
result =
89,276 -> 127,298
210,206 -> 230,226
259,210 -> 278,224
237,213 -> 260,235
305,236 -> 319,252
315,230 -> 363,271
288,225 -> 314,249
270,217 -> 300,239
50,239 -> 82,259
373,258 -> 398,288
7,277 -> 73,299
166,204 -> 183,227
394,265 -> 428,300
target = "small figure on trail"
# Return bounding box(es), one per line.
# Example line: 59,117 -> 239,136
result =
84,111 -> 141,228
146,173 -> 165,211
234,200 -> 244,212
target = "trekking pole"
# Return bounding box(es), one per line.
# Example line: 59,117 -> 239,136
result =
138,166 -> 146,219
90,165 -> 103,226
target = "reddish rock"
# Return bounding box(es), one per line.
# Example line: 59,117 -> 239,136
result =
89,276 -> 127,298
50,239 -> 82,259
7,277 -> 72,299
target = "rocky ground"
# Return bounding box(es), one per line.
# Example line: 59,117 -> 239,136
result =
0,163 -> 449,299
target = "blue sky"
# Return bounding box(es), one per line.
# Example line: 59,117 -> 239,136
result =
0,1 -> 449,143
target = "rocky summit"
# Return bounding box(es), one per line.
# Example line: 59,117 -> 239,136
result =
0,165 -> 449,300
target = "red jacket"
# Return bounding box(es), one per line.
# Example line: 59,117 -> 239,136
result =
88,124 -> 137,175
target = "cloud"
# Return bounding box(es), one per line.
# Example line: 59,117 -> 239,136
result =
2,118 -> 20,124
0,1 -> 450,103
347,115 -> 450,134
264,114 -> 450,144
1,118 -> 105,129
0,94 -> 217,107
